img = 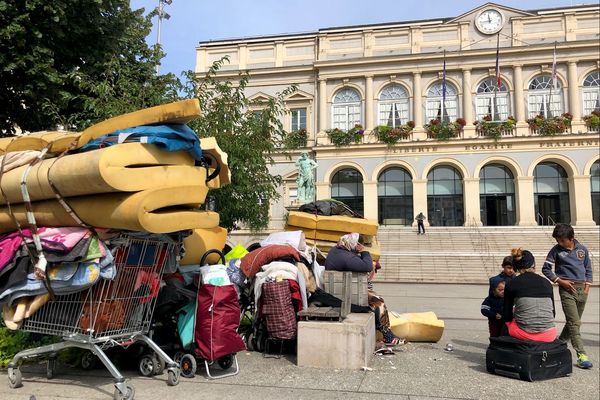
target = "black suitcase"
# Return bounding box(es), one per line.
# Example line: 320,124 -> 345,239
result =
486,336 -> 572,381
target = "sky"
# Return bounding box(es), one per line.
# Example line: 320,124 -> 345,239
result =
129,0 -> 581,77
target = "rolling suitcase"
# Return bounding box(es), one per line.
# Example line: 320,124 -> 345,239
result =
486,336 -> 572,381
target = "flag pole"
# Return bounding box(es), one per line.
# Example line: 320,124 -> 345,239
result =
548,41 -> 557,117
494,33 -> 500,121
441,50 -> 446,122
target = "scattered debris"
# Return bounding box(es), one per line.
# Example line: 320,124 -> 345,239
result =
361,366 -> 373,371
444,343 -> 454,352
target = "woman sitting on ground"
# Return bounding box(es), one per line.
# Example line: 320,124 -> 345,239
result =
325,233 -> 404,345
503,248 -> 557,342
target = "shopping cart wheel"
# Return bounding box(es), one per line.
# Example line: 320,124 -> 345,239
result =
173,351 -> 185,365
113,384 -> 135,400
7,367 -> 22,389
179,354 -> 196,378
246,333 -> 255,352
217,355 -> 234,370
138,354 -> 156,377
46,357 -> 56,379
81,351 -> 98,370
153,354 -> 165,375
167,368 -> 180,386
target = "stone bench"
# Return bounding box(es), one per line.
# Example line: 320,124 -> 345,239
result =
297,312 -> 375,369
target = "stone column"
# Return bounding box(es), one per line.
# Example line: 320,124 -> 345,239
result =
515,176 -> 537,226
275,41 -> 284,67
363,180 -> 378,221
365,75 -> 374,131
319,78 -> 327,132
463,178 -> 482,226
412,179 -> 428,227
513,65 -> 525,126
315,182 -> 330,201
567,61 -> 581,122
569,175 -> 596,226
413,72 -> 423,128
462,69 -> 475,138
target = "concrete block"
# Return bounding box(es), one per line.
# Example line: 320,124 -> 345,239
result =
297,312 -> 375,369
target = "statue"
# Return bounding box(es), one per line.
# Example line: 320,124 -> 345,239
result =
295,152 -> 318,204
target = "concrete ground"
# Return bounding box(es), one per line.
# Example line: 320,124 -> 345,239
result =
1,283 -> 598,400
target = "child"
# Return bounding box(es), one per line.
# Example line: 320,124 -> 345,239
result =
481,276 -> 505,337
493,256 -> 514,284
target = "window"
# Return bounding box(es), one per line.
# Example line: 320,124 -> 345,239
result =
475,79 -> 510,121
533,162 -> 571,225
426,82 -> 458,122
527,75 -> 563,118
427,166 -> 464,226
332,88 -> 362,130
582,71 -> 600,115
377,167 -> 413,225
479,164 -> 516,226
378,84 -> 410,127
290,108 -> 307,131
331,168 -> 363,214
591,160 -> 600,225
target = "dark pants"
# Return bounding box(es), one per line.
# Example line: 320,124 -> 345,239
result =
417,221 -> 425,234
488,319 -> 503,337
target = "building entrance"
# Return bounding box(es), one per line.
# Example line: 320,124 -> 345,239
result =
537,194 -> 562,225
481,195 -> 510,226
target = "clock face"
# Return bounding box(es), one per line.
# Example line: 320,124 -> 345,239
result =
476,9 -> 504,34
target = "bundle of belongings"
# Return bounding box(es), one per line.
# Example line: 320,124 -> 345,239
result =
0,99 -> 232,332
285,200 -> 381,261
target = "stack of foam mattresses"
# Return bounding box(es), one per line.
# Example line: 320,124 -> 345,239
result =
0,99 -> 230,236
285,210 -> 380,260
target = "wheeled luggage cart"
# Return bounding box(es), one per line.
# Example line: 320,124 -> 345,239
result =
6,236 -> 181,400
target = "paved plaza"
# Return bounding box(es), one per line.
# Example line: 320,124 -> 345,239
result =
1,283 -> 598,400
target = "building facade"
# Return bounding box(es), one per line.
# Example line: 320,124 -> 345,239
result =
196,3 -> 600,246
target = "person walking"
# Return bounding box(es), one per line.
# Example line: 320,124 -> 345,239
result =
542,223 -> 593,369
415,212 -> 426,235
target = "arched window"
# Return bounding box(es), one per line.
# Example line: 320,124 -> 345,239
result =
378,84 -> 410,127
332,88 -> 362,130
377,167 -> 413,225
426,82 -> 458,122
479,164 -> 516,226
475,78 -> 510,121
528,75 -> 563,118
582,71 -> 600,115
591,160 -> 600,225
533,162 -> 570,225
427,165 -> 464,226
331,168 -> 364,214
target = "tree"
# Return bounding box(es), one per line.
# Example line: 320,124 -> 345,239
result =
181,58 -> 296,232
0,0 -> 178,136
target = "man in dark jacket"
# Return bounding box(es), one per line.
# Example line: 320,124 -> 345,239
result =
415,212 -> 426,235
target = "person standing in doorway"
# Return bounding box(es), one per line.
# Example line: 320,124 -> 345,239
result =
542,223 -> 593,369
415,212 -> 426,235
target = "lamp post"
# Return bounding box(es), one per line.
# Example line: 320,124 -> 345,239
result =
155,0 -> 172,74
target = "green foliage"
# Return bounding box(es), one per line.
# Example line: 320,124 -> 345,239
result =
373,121 -> 415,146
583,110 -> 600,131
326,124 -> 364,146
526,113 -> 572,136
473,116 -> 516,141
181,58 -> 297,232
424,118 -> 465,141
0,323 -> 55,368
284,128 -> 308,149
0,1 -> 179,135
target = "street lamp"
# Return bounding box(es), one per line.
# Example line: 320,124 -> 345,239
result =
155,0 -> 172,74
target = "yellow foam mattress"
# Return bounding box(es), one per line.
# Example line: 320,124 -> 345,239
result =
181,227 -> 228,265
0,99 -> 201,154
285,225 -> 373,243
200,137 -> 231,186
287,211 -> 378,236
377,311 -> 445,343
0,185 -> 219,234
305,238 -> 381,261
0,143 -> 208,205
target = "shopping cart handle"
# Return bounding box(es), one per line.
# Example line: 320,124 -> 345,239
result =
199,249 -> 226,266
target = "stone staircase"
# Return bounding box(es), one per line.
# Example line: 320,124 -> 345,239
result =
375,225 -> 600,284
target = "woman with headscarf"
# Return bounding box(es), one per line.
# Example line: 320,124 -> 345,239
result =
503,248 -> 557,342
325,233 -> 403,345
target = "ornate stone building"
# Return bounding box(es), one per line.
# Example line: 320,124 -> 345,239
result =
196,3 -> 600,248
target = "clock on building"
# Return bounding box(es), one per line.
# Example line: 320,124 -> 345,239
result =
475,9 -> 504,35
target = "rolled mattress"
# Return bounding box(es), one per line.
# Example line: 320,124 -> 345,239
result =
0,143 -> 207,205
0,185 -> 219,234
287,211 -> 378,236
181,227 -> 228,265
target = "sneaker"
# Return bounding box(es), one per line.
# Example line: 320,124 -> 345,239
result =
577,353 -> 593,369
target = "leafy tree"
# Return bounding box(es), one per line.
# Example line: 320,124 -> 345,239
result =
0,0 -> 178,136
181,58 -> 296,232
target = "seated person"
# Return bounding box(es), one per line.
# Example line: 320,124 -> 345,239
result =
503,248 -> 557,342
325,233 -> 403,345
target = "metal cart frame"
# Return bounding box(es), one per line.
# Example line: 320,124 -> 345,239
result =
6,236 -> 181,400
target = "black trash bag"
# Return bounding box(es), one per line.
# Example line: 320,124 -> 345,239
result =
298,200 -> 361,217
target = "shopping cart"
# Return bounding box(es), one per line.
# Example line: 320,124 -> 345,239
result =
6,236 -> 181,400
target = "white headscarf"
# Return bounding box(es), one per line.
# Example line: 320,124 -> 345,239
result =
338,233 -> 359,252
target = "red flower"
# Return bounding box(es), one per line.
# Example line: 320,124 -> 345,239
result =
456,118 -> 466,126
